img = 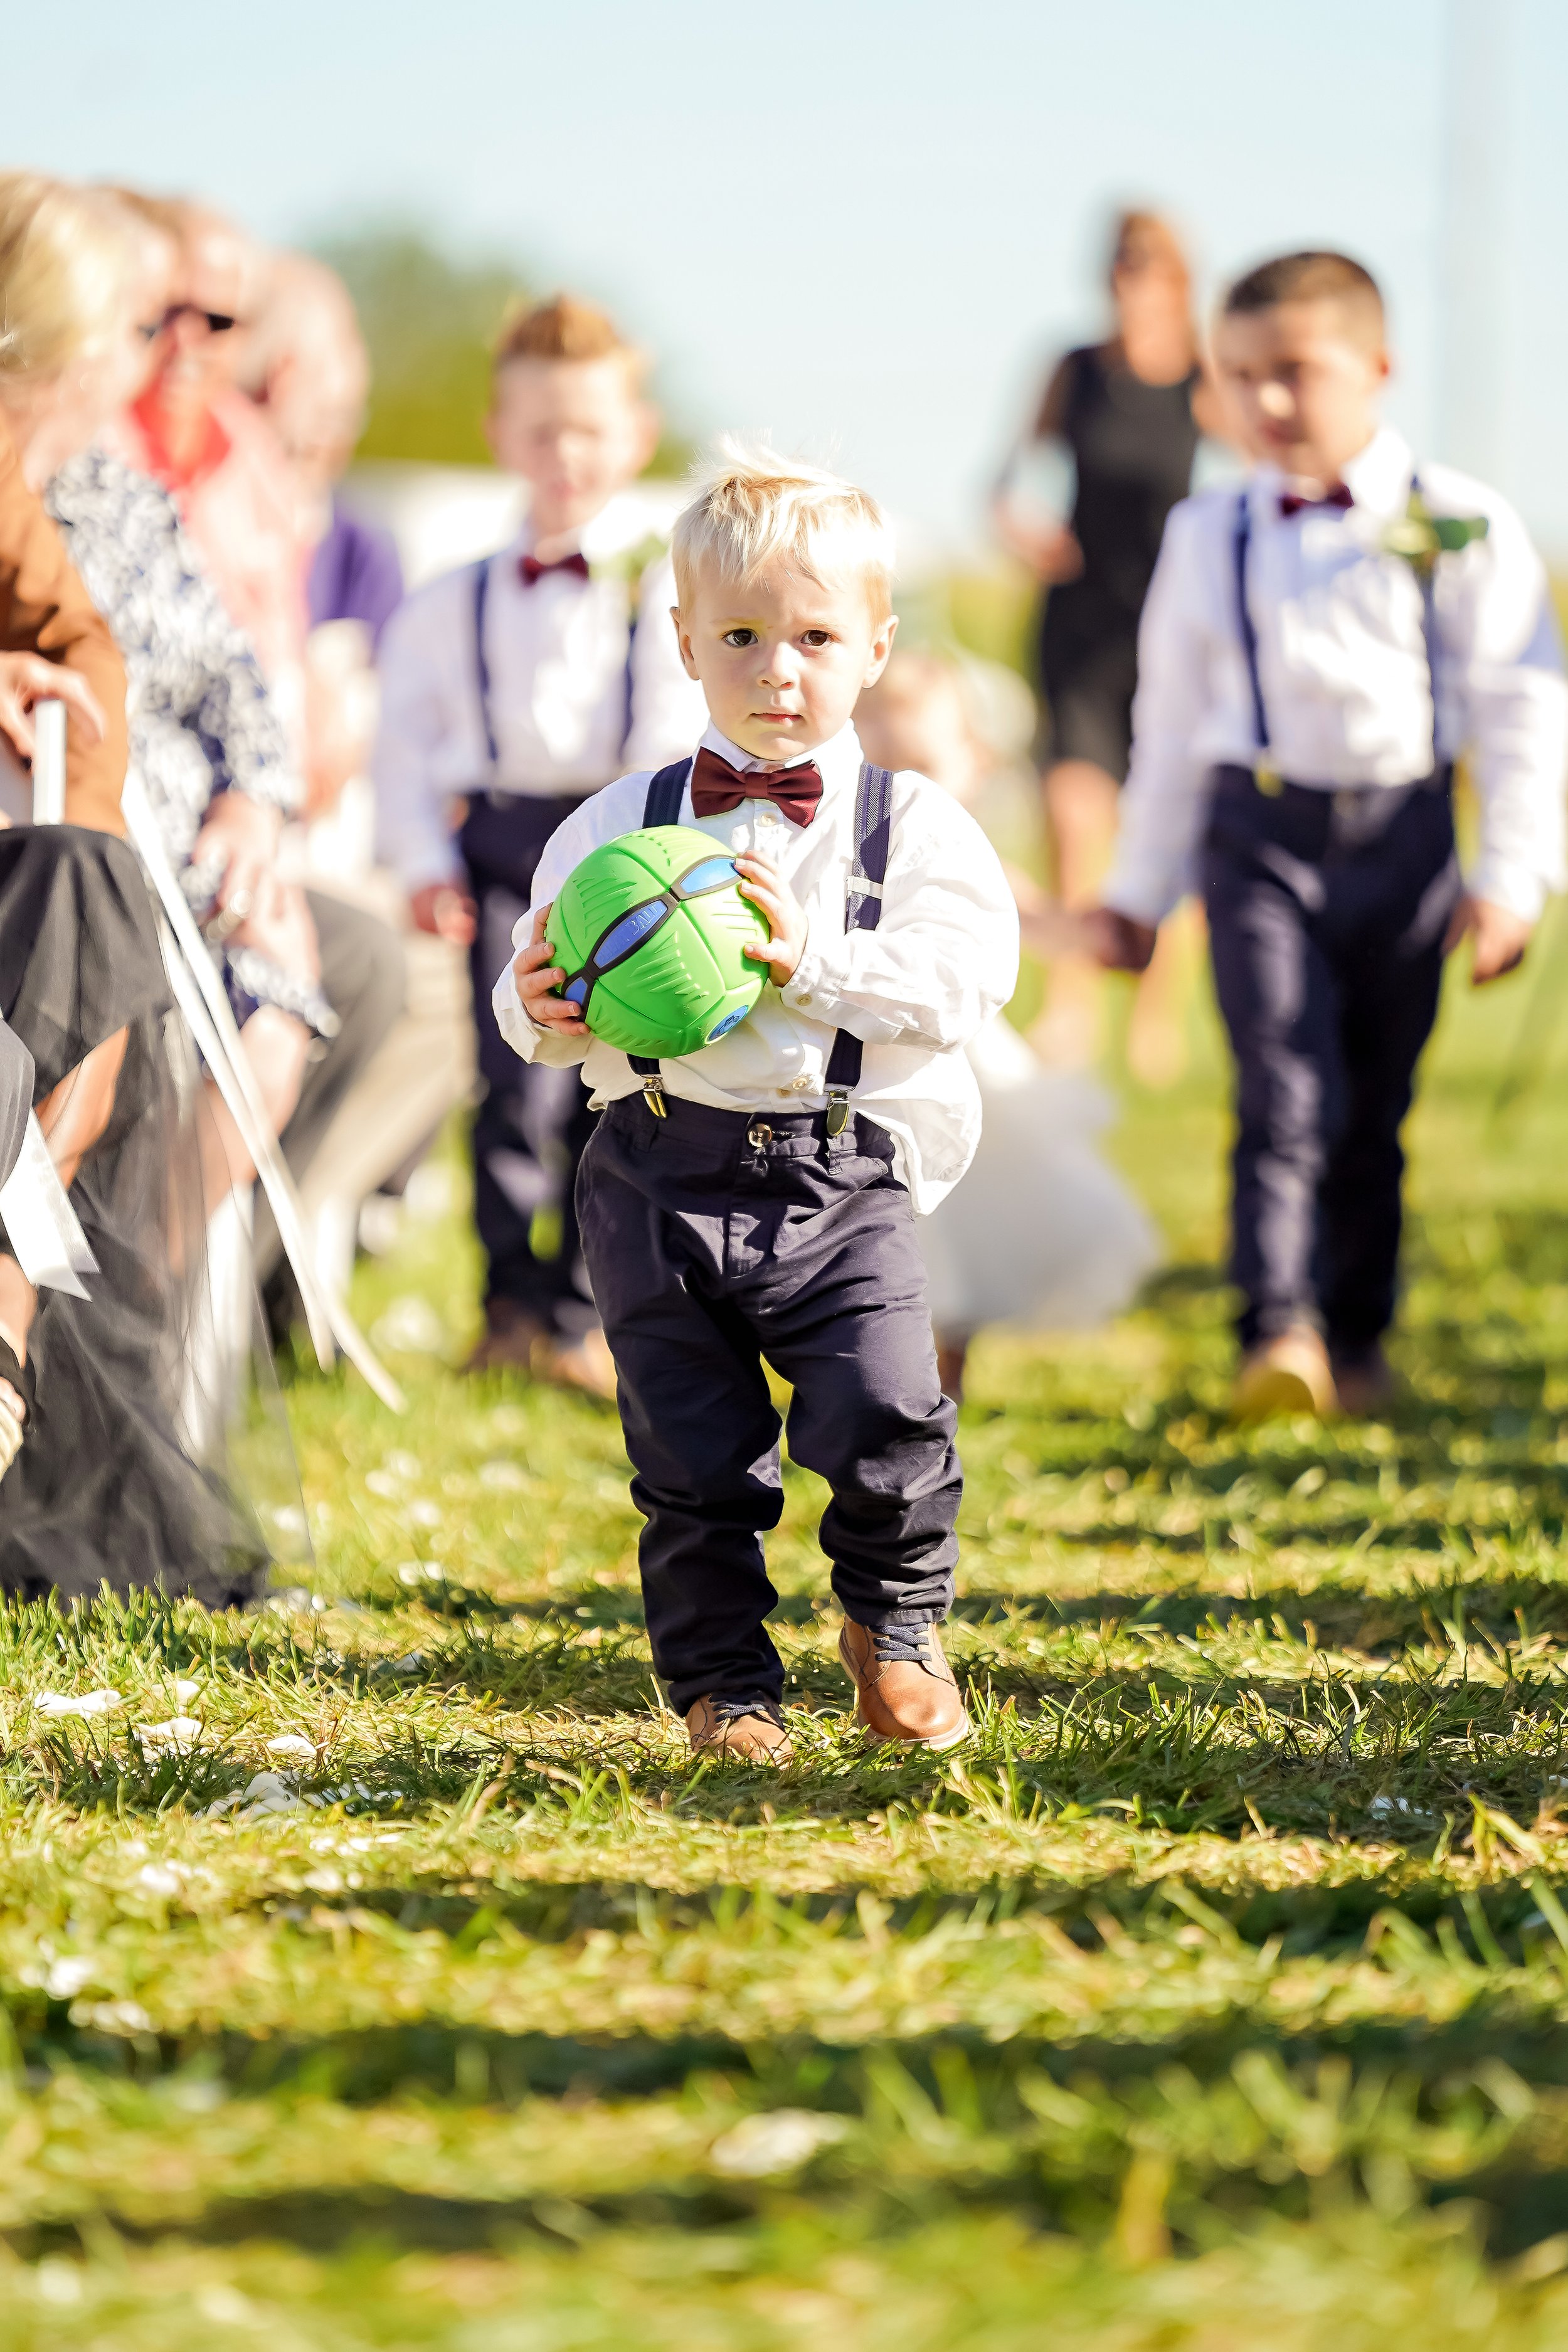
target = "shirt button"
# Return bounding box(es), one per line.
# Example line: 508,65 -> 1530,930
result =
790,1075 -> 812,1091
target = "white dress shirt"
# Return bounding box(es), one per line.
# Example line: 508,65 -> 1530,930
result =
1104,424 -> 1568,924
373,492 -> 707,890
492,721 -> 1019,1212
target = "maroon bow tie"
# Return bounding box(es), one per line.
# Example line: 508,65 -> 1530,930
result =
1279,483 -> 1354,519
689,745 -> 824,828
519,550 -> 591,586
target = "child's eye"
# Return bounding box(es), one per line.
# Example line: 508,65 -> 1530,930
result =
800,630 -> 833,648
722,628 -> 757,648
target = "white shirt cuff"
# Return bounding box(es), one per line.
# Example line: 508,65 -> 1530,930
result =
779,919 -> 839,1017
1467,860 -> 1548,924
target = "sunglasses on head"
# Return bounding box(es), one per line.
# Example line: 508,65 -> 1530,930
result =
139,303 -> 241,341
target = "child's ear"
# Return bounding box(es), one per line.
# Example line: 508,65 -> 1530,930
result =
671,606 -> 701,681
862,610 -> 899,689
630,401 -> 662,475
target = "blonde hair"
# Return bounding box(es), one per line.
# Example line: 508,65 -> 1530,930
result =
672,439 -> 894,616
0,172 -> 137,383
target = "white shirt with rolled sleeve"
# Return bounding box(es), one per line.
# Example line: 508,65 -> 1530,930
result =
1103,423 -> 1568,926
373,495 -> 707,893
491,720 -> 1019,1213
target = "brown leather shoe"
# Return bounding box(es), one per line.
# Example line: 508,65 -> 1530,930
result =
1232,1325 -> 1338,1422
685,1696 -> 793,1764
464,1300 -> 549,1375
837,1618 -> 970,1751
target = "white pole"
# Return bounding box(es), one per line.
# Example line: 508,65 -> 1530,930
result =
30,698 -> 65,827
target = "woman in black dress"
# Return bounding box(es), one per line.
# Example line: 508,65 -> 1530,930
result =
0,172 -> 288,1606
1000,210 -> 1217,1079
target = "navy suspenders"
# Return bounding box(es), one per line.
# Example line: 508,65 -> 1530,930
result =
626,760 -> 696,1115
822,761 -> 893,1134
627,759 -> 894,1130
472,556 -> 500,768
470,553 -> 640,783
1232,477 -> 1440,790
1230,494 -> 1273,784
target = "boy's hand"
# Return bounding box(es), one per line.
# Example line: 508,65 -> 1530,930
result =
512,904 -> 587,1035
410,881 -> 477,945
1446,893 -> 1532,984
734,852 -> 807,983
1084,906 -> 1158,973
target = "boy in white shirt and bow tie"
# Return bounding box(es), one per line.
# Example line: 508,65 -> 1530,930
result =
497,448 -> 1018,1759
374,296 -> 704,1389
1090,250 -> 1567,1420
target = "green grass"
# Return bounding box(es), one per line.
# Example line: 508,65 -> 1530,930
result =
9,921 -> 1568,2344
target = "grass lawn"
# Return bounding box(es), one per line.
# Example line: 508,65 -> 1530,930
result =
6,919 -> 1568,2346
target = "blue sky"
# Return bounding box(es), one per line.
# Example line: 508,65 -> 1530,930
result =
24,0 -> 1568,549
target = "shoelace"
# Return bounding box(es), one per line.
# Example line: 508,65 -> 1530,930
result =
870,1623 -> 937,1668
707,1695 -> 785,1727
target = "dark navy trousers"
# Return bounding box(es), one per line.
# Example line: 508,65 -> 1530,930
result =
1201,763 -> 1462,1355
460,791 -> 598,1334
576,1094 -> 961,1713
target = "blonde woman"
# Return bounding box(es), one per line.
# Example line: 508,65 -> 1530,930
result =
0,172 -> 278,1604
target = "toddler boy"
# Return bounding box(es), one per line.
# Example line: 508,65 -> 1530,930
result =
1091,252 -> 1567,1419
495,448 -> 1018,1757
375,296 -> 704,1391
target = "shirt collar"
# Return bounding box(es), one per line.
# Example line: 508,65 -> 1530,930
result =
699,719 -> 862,786
1254,423 -> 1413,521
511,491 -> 649,566
1340,424 -> 1414,516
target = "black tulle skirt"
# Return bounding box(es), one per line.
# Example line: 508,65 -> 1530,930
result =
0,827 -> 282,1609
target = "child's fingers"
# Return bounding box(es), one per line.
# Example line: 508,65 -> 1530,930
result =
529,996 -> 586,1030
736,874 -> 783,923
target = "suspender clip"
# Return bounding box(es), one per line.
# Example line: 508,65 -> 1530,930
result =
1253,758 -> 1284,798
642,1074 -> 668,1118
825,1089 -> 851,1139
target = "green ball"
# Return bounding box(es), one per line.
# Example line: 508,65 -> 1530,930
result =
546,824 -> 770,1058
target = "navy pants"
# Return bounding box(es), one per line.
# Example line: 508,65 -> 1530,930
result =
576,1094 -> 961,1714
459,792 -> 598,1334
1202,763 -> 1461,1355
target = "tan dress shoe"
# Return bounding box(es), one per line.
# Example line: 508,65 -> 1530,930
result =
837,1618 -> 970,1751
685,1697 -> 793,1764
1232,1325 -> 1338,1422
534,1327 -> 618,1401
464,1300 -> 549,1375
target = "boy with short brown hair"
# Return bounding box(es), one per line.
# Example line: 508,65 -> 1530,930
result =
374,294 -> 703,1390
1091,249 -> 1567,1418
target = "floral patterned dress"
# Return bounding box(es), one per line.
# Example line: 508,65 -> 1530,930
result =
45,447 -> 332,1035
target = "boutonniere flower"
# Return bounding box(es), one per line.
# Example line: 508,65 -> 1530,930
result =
1381,487 -> 1488,580
588,533 -> 669,596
